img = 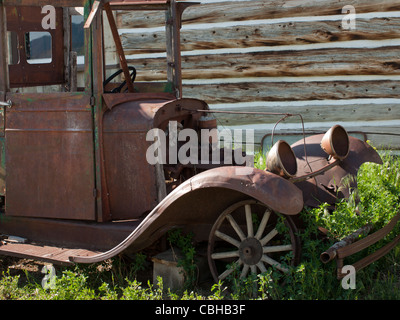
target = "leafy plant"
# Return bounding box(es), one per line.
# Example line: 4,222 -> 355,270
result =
167,229 -> 198,290
0,152 -> 399,300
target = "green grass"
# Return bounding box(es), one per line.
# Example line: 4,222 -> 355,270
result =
1,151 -> 400,300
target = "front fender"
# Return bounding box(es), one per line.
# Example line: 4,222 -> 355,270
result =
187,166 -> 303,215
70,166 -> 303,263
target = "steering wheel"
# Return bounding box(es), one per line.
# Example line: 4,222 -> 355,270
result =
103,66 -> 136,93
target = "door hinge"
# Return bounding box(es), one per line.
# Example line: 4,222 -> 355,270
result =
93,188 -> 98,198
90,96 -> 96,106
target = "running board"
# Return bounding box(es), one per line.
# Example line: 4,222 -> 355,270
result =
0,241 -> 102,266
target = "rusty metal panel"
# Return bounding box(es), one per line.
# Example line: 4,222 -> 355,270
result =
103,129 -> 158,220
0,212 -> 139,250
5,93 -> 96,220
101,95 -> 207,221
292,134 -> 382,208
0,241 -> 101,266
6,6 -> 65,87
102,98 -> 167,220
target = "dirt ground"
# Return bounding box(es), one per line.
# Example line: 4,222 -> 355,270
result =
0,256 -> 50,284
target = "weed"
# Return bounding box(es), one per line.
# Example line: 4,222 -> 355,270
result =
167,229 -> 198,290
0,153 -> 399,300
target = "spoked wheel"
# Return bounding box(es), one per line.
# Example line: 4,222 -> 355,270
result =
208,199 -> 301,283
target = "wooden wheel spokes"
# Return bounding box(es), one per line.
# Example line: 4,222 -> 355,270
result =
255,208 -> 271,240
209,201 -> 295,281
245,204 -> 254,238
214,230 -> 241,248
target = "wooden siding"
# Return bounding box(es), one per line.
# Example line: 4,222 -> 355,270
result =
117,0 -> 400,151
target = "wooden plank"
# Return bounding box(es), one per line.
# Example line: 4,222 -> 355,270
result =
367,133 -> 400,150
268,125 -> 400,136
121,17 -> 400,54
117,0 -> 400,29
110,0 -> 169,10
215,129 -> 400,151
234,126 -> 400,150
165,0 -> 182,98
258,130 -> 400,151
3,0 -> 85,6
126,46 -> 400,80
105,2 -> 135,93
183,47 -> 400,79
212,103 -> 400,126
182,80 -> 400,104
260,131 -> 367,151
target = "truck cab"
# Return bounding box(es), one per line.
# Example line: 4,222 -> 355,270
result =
0,0 -> 216,259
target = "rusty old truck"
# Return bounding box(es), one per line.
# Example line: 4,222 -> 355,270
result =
0,0 -> 388,283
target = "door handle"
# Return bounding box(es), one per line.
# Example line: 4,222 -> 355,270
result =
0,100 -> 12,108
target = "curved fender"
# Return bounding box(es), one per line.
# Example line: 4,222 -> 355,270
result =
291,134 -> 382,208
187,166 -> 303,215
70,167 -> 303,263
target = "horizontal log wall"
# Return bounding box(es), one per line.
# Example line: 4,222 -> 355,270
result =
117,0 -> 400,151
121,18 -> 400,54
122,47 -> 400,79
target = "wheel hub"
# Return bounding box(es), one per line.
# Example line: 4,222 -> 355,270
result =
239,237 -> 263,265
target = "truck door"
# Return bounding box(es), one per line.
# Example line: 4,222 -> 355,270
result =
3,6 -> 96,220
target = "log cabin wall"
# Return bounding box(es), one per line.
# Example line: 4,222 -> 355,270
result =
117,0 -> 400,152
